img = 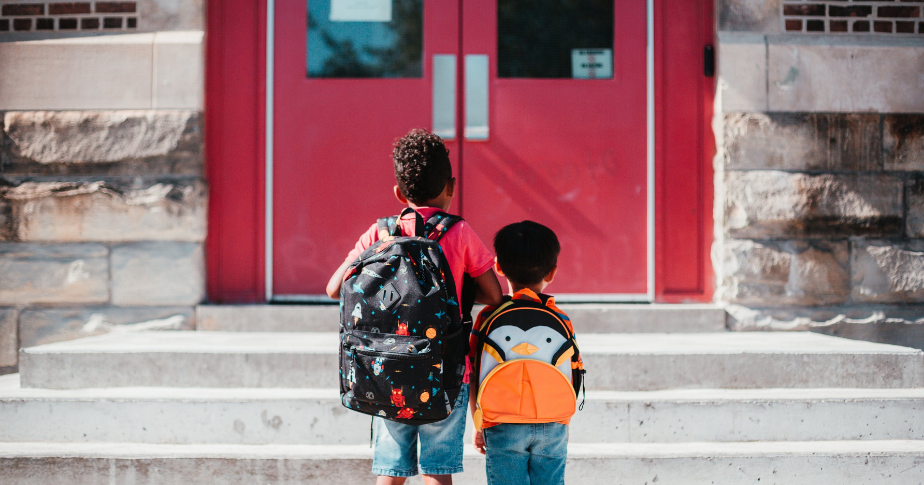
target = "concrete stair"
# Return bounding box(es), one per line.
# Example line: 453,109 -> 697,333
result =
20,331 -> 924,389
5,304 -> 924,483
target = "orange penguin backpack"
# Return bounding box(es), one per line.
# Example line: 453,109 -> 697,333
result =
471,296 -> 585,430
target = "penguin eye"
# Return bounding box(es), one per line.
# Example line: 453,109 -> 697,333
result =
505,336 -> 511,342
546,338 -> 552,343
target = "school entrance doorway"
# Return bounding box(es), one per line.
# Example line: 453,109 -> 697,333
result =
208,0 -> 715,303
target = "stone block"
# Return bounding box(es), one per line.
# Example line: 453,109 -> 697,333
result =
1,111 -> 203,177
111,242 -> 204,306
721,239 -> 850,306
155,32 -> 204,109
18,306 -> 194,348
909,178 -> 924,238
3,110 -> 197,164
718,34 -> 767,112
0,308 -> 17,370
768,40 -> 924,113
724,113 -> 882,171
718,0 -> 782,33
884,114 -> 924,171
726,304 -> 924,350
140,0 -> 204,32
2,180 -> 207,242
852,240 -> 924,304
725,171 -> 904,238
0,243 -> 109,305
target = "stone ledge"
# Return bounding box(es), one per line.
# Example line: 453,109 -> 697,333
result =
0,32 -> 203,111
767,39 -> 924,113
1,179 -> 207,243
725,171 -> 904,239
18,306 -> 194,348
726,304 -> 924,350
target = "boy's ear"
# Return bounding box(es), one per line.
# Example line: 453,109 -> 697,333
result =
394,185 -> 409,204
543,266 -> 558,284
445,177 -> 456,197
493,258 -> 505,277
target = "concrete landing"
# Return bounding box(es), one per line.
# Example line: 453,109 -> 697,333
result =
3,441 -> 924,484
20,332 -> 924,390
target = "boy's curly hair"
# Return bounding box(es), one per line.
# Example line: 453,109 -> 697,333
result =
393,129 -> 452,205
495,221 -> 560,286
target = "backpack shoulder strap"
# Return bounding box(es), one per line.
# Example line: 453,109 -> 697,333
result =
424,212 -> 463,242
376,216 -> 399,239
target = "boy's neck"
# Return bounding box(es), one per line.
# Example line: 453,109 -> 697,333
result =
506,280 -> 547,296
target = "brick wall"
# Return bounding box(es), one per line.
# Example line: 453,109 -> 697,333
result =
718,0 -> 924,348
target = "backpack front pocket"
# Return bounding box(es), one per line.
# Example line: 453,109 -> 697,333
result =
476,359 -> 577,427
346,345 -> 439,410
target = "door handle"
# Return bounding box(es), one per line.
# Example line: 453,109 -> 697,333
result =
464,54 -> 489,141
432,54 -> 456,140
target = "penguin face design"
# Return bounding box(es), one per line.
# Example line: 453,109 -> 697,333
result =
480,325 -> 568,383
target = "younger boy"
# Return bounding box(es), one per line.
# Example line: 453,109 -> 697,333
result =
470,221 -> 579,485
326,129 -> 503,485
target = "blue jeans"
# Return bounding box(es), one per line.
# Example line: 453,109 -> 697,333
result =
483,423 -> 568,485
371,383 -> 469,477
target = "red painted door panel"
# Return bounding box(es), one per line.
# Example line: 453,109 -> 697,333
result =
273,0 -> 648,297
460,0 -> 648,295
273,0 -> 459,295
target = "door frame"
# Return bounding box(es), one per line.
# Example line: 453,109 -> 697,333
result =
204,0 -> 715,304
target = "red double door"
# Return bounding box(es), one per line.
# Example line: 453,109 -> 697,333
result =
273,0 -> 649,298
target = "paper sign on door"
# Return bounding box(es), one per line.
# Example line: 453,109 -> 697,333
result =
571,49 -> 613,79
330,0 -> 392,22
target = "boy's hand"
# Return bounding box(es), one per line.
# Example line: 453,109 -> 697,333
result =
473,430 -> 486,455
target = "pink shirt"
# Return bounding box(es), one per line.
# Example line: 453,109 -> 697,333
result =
344,207 -> 496,312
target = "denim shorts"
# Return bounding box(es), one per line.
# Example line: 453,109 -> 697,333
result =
371,383 -> 469,477
483,422 -> 568,485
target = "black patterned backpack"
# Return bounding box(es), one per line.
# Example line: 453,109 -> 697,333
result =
339,208 -> 469,424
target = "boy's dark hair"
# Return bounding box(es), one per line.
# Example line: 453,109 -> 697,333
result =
393,129 -> 452,205
494,221 -> 560,286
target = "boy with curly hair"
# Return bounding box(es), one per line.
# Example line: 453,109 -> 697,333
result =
327,128 -> 503,485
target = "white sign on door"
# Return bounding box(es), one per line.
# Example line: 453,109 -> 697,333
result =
330,0 -> 392,22
571,49 -> 613,79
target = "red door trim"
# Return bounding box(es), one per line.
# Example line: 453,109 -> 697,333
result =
205,0 -> 716,304
204,0 -> 267,303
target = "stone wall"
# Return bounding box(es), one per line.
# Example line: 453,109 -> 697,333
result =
0,110 -> 204,373
717,0 -> 924,348
0,0 -> 204,373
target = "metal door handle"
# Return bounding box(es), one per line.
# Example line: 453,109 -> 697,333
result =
464,54 -> 489,140
432,54 -> 456,140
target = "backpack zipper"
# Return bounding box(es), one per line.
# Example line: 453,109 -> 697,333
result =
355,348 -> 431,361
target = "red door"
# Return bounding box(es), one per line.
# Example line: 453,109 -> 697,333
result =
273,0 -> 648,299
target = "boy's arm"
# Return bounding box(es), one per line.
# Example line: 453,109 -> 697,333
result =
325,259 -> 352,299
472,269 -> 503,306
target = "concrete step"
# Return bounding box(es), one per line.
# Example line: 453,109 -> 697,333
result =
196,303 -> 727,333
4,441 -> 924,484
20,332 -> 924,390
3,374 -> 924,444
